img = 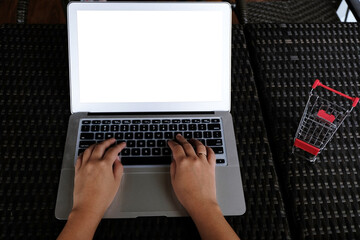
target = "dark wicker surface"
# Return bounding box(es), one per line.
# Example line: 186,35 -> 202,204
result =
247,0 -> 340,23
246,23 -> 360,239
0,24 -> 290,239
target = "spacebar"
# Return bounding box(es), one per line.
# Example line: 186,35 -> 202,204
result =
121,156 -> 172,165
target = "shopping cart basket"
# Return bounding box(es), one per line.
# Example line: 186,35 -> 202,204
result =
292,79 -> 359,162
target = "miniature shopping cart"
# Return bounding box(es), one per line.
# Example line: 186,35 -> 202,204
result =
292,79 -> 359,162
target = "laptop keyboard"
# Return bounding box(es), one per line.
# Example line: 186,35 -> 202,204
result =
77,118 -> 226,166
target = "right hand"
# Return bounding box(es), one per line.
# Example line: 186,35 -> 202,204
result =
168,134 -> 218,215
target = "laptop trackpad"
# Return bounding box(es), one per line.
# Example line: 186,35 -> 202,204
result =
106,172 -> 184,217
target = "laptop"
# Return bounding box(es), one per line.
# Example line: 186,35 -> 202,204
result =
55,2 -> 246,219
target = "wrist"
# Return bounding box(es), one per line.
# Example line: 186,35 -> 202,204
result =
69,206 -> 104,224
186,200 -> 221,220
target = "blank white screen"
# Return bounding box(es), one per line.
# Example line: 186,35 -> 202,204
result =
77,10 -> 224,104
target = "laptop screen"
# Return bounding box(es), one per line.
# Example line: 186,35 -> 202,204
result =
68,3 -> 231,113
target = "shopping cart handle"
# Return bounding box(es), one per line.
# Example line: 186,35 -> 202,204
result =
312,79 -> 359,107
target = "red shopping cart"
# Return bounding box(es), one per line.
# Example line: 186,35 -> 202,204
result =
292,79 -> 359,162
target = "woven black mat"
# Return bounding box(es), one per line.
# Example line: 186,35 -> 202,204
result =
0,24 -> 290,239
247,0 -> 340,23
246,23 -> 360,239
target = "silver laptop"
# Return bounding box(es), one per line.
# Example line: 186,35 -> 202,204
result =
55,2 -> 246,219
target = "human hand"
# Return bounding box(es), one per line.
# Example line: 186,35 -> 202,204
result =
168,134 -> 218,215
72,138 -> 126,218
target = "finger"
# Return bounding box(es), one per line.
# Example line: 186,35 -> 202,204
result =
175,134 -> 196,157
91,138 -> 117,160
189,139 -> 207,158
82,144 -> 96,164
103,141 -> 127,164
206,146 -> 216,167
168,140 -> 186,160
75,153 -> 83,172
113,159 -> 124,184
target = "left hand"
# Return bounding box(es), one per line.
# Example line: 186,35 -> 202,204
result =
72,138 -> 126,218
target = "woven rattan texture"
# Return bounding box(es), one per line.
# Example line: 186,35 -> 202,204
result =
229,25 -> 291,240
246,23 -> 360,239
0,24 -> 290,239
246,0 -> 340,23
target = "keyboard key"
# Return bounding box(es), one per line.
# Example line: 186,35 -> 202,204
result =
184,132 -> 192,139
162,148 -> 171,155
216,159 -> 225,164
131,148 -> 141,155
111,125 -> 119,131
179,124 -> 187,131
127,140 -> 135,147
163,132 -> 172,139
194,132 -> 202,138
125,133 -> 133,139
121,148 -> 130,156
169,124 -> 177,131
82,120 -> 91,124
142,148 -> 151,155
101,125 -> 110,131
157,140 -> 166,147
198,124 -> 206,130
189,124 -> 197,130
212,147 -> 224,154
208,124 -> 221,130
91,125 -> 100,132
159,125 -> 168,131
135,132 -> 143,139
150,125 -> 158,131
203,131 -> 212,138
79,141 -> 96,148
92,120 -> 101,124
137,140 -> 145,147
81,125 -> 90,132
145,132 -> 153,139
102,120 -> 111,124
213,131 -> 222,138
192,119 -> 201,123
147,140 -> 156,147
130,125 -> 139,131
95,133 -> 104,140
105,133 -> 114,139
140,125 -> 148,131
115,133 -> 124,139
155,132 -> 163,139
206,139 -> 223,146
121,125 -> 129,131
152,148 -> 161,155
112,120 -> 121,124
80,133 -> 94,140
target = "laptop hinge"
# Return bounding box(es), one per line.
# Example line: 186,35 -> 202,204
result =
87,111 -> 215,116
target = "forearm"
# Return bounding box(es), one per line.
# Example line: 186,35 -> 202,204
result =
57,209 -> 102,240
189,203 -> 240,240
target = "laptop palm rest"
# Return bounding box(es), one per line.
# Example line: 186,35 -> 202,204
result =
105,172 -> 187,218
